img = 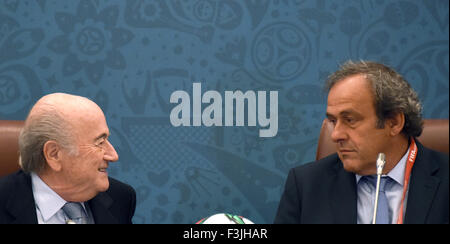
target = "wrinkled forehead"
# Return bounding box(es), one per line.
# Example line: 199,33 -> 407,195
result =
61,98 -> 106,132
71,109 -> 108,141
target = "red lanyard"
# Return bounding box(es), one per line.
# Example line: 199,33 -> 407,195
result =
396,137 -> 418,224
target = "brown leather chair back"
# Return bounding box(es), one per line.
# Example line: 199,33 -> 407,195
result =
0,120 -> 24,177
316,119 -> 449,160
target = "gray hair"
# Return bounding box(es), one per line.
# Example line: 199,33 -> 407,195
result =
325,60 -> 424,137
18,106 -> 78,173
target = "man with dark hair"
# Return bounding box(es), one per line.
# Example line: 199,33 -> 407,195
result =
0,93 -> 136,224
274,61 -> 448,224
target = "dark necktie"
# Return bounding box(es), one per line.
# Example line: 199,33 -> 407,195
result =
366,176 -> 390,224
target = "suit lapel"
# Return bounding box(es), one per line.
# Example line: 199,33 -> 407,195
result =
404,142 -> 441,224
6,171 -> 38,224
330,159 -> 358,224
88,191 -> 119,224
4,171 -> 121,224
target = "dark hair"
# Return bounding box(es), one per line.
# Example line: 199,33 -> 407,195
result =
325,60 -> 424,137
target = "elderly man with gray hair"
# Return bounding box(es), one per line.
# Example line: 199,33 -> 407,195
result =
0,93 -> 136,224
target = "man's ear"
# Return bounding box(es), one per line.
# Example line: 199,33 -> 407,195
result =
43,140 -> 62,171
387,112 -> 405,136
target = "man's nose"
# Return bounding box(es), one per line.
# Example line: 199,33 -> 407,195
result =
104,140 -> 119,162
330,120 -> 348,143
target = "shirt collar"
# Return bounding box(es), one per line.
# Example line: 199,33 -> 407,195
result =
387,147 -> 409,186
356,148 -> 409,185
31,173 -> 67,222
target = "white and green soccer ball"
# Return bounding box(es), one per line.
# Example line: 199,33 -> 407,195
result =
196,213 -> 254,224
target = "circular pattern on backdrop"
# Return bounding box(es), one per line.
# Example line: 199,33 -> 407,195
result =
251,22 -> 311,82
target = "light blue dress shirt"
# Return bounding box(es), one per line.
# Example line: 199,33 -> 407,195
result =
31,173 -> 94,224
356,148 -> 409,224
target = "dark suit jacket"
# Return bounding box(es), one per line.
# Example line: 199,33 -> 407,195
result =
0,171 -> 136,224
274,140 -> 449,224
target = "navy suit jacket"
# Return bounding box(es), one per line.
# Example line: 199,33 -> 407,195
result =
274,140 -> 449,224
0,171 -> 136,224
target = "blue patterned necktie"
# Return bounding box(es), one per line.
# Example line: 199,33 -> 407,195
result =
366,176 -> 390,224
62,202 -> 88,224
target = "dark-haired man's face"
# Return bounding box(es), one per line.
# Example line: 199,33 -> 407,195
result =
326,74 -> 392,175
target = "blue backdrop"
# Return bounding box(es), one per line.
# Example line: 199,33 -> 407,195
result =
0,0 -> 448,223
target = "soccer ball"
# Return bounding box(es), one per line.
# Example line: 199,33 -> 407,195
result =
196,213 -> 254,224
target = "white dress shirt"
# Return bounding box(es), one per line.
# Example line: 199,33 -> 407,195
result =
356,148 -> 410,224
31,173 -> 94,224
